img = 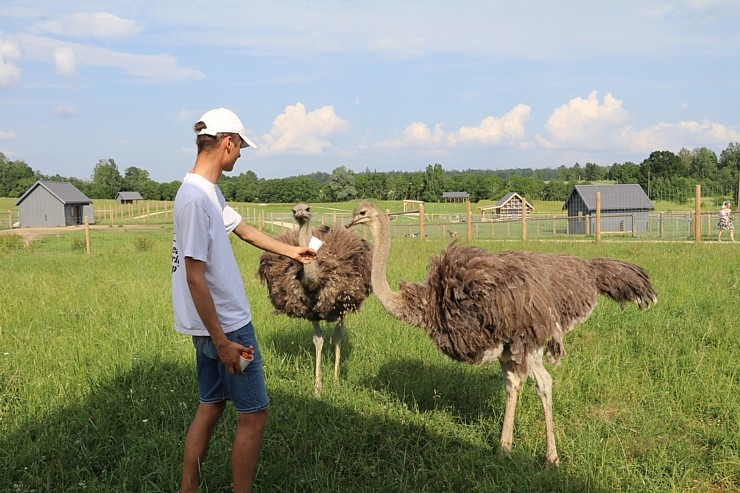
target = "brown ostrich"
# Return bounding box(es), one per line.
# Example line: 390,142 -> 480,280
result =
346,200 -> 657,466
258,203 -> 372,394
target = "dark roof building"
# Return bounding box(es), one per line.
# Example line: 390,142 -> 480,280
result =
15,181 -> 94,227
563,184 -> 653,235
115,191 -> 144,204
442,191 -> 470,202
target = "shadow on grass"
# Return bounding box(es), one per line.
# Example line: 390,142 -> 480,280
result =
263,318 -> 356,369
361,357 -> 505,422
1,356 -> 608,493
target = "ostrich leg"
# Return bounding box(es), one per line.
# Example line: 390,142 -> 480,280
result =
312,321 -> 323,395
528,351 -> 560,467
499,359 -> 522,456
333,320 -> 344,382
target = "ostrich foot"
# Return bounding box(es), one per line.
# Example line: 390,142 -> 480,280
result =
545,454 -> 560,468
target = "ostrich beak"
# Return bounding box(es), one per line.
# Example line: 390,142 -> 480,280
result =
346,216 -> 362,228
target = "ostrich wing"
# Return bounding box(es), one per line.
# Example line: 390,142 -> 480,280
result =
257,226 -> 372,322
411,246 -> 600,367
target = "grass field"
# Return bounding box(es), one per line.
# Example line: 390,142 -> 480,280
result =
0,227 -> 738,492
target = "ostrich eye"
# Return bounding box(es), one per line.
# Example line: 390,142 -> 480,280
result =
306,208 -> 311,212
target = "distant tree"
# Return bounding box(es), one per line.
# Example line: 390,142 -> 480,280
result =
640,150 -> 684,181
355,170 -> 388,199
90,159 -> 123,199
122,166 -> 161,199
719,142 -> 740,173
583,162 -> 607,181
608,161 -> 641,184
407,172 -> 425,201
678,147 -> 693,174
540,180 -> 573,202
689,147 -> 718,180
422,163 -> 445,202
383,173 -> 408,201
160,181 -> 182,201
572,163 -> 582,181
326,166 -> 357,202
556,165 -> 573,182
505,175 -> 544,200
233,171 -> 261,203
0,153 -> 37,197
123,166 -> 149,186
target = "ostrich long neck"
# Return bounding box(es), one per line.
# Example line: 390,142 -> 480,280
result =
369,214 -> 419,325
297,219 -> 319,290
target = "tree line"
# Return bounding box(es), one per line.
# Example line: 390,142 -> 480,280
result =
1,143 -> 738,205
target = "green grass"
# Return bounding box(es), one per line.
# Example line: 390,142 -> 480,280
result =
0,229 -> 738,492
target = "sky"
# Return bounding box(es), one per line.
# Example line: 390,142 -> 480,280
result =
1,1 -> 740,183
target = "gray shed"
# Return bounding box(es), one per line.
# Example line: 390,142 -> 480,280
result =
15,181 -> 95,227
442,191 -> 470,202
115,191 -> 143,204
563,184 -> 653,235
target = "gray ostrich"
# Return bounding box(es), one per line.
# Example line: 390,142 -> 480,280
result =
346,200 -> 657,466
258,203 -> 372,394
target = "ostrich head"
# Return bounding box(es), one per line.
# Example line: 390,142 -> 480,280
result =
292,202 -> 312,227
346,201 -> 382,232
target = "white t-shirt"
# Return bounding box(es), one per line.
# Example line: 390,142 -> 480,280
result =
171,173 -> 252,336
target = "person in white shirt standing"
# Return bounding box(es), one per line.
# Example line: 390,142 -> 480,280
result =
172,108 -> 316,493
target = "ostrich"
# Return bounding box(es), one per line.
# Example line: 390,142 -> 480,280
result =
258,203 -> 372,394
346,200 -> 657,466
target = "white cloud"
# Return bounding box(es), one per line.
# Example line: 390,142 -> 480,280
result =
34,12 -> 142,40
619,120 -> 740,153
18,35 -> 205,81
259,103 -> 350,154
54,46 -> 77,78
53,104 -> 79,117
384,122 -> 448,149
0,41 -> 22,89
454,104 -> 531,146
532,91 -> 740,156
536,91 -> 630,149
378,104 -> 531,149
0,131 -> 18,139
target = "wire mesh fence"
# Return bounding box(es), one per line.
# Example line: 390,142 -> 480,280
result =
1,183 -> 736,254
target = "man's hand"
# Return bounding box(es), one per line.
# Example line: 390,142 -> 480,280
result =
215,338 -> 252,374
292,246 -> 317,265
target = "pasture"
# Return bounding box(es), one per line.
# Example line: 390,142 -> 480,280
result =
0,226 -> 737,492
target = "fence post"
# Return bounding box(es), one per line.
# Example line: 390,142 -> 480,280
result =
85,215 -> 91,256
694,184 -> 701,244
595,192 -> 601,243
521,199 -> 527,242
419,203 -> 425,239
659,212 -> 664,238
466,200 -> 472,241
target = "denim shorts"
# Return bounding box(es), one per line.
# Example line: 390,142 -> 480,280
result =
192,322 -> 269,413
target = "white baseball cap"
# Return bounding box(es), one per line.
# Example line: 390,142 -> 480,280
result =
196,107 -> 257,148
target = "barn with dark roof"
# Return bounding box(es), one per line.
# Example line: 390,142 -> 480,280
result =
115,191 -> 143,204
442,191 -> 470,202
563,184 -> 653,234
15,181 -> 95,227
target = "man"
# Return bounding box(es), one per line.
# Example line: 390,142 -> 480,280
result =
171,107 -> 316,493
